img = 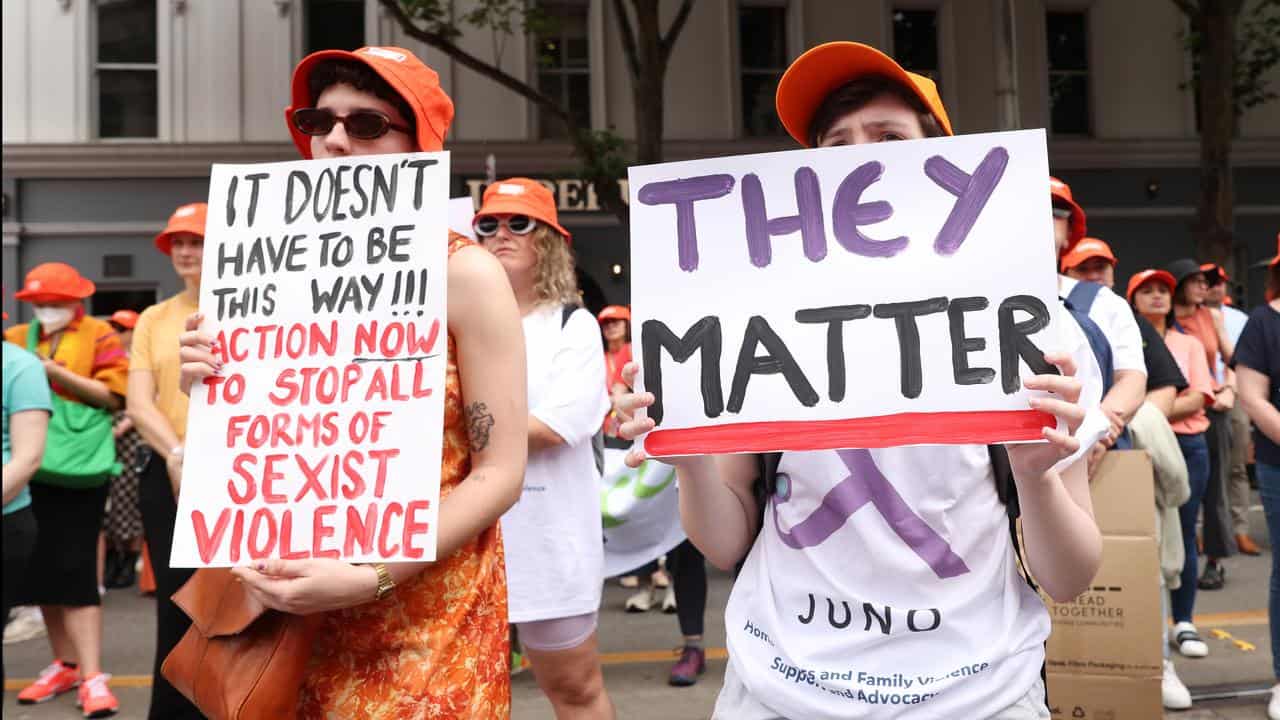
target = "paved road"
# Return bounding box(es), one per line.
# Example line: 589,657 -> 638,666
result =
4,502 -> 1274,719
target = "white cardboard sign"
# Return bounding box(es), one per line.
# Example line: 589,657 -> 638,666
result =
172,152 -> 451,567
628,130 -> 1060,457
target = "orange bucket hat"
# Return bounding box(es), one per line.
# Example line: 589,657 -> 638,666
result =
1126,269 -> 1177,304
597,305 -> 630,324
1050,177 -> 1087,251
1059,237 -> 1116,273
14,263 -> 96,304
155,202 -> 207,255
110,309 -> 139,329
286,46 -> 454,159
474,178 -> 572,241
775,41 -> 953,147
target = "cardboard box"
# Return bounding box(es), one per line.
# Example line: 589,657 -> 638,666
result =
1046,672 -> 1162,720
1045,535 -> 1163,677
1087,450 -> 1156,537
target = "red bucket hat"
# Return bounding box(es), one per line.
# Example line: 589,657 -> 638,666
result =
1059,237 -> 1116,273
775,41 -> 953,147
1050,177 -> 1087,251
155,202 -> 207,255
474,178 -> 572,241
597,305 -> 630,324
110,310 -> 139,330
286,46 -> 454,159
14,263 -> 96,304
1126,269 -> 1176,304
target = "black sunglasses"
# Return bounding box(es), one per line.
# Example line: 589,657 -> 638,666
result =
474,214 -> 537,237
291,107 -> 411,140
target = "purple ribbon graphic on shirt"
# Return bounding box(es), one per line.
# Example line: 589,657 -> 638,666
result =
771,449 -> 970,579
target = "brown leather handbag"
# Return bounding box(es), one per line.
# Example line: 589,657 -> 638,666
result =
161,568 -> 321,720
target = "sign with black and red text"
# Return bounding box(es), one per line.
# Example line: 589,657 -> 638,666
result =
628,130 -> 1061,456
171,152 -> 450,567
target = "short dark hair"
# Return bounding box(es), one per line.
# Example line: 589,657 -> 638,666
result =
808,76 -> 946,146
308,59 -> 416,133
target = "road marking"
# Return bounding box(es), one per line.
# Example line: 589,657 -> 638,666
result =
1192,609 -> 1268,628
5,611 -> 1267,690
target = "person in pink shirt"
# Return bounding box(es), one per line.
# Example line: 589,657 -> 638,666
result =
1129,269 -> 1215,668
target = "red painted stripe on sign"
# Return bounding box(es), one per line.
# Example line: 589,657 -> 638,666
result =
644,410 -> 1055,455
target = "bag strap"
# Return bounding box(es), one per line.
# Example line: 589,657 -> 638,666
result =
562,304 -> 577,329
1066,280 -> 1103,316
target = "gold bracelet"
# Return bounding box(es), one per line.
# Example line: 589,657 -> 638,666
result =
372,563 -> 395,601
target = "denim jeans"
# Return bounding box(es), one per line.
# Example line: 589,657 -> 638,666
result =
1256,461 -> 1280,679
1172,433 -> 1210,623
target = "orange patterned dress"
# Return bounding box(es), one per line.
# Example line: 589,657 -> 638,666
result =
297,235 -> 510,719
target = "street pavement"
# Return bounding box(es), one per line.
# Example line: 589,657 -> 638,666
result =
3,499 -> 1275,719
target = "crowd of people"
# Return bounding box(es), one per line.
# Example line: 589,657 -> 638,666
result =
1,34 -> 1277,720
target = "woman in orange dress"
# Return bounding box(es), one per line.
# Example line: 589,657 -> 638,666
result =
177,47 -> 528,719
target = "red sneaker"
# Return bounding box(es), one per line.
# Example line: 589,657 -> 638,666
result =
669,646 -> 706,687
77,672 -> 119,718
17,660 -> 80,704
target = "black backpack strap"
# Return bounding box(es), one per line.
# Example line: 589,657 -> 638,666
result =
562,304 -> 577,328
736,452 -> 782,579
989,443 -> 1048,706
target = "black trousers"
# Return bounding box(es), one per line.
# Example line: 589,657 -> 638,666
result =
139,452 -> 203,720
668,540 -> 707,638
1203,409 -> 1238,560
3,505 -> 38,689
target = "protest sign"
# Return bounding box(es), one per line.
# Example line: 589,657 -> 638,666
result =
171,152 -> 451,567
449,196 -> 477,240
599,448 -> 685,578
628,129 -> 1060,456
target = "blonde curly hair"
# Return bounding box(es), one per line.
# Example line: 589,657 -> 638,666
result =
530,223 -> 580,308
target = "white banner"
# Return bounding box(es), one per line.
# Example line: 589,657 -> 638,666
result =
628,130 -> 1060,457
172,152 -> 451,567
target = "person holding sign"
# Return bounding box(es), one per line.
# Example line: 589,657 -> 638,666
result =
125,202 -> 207,720
615,42 -> 1106,719
6,263 -> 128,717
177,47 -> 528,719
473,178 -> 616,719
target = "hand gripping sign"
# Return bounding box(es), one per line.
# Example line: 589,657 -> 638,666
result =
171,152 -> 451,567
628,130 -> 1061,456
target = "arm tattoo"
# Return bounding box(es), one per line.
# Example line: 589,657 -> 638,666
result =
464,401 -> 495,453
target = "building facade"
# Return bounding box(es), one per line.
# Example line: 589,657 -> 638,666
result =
4,0 -> 1279,322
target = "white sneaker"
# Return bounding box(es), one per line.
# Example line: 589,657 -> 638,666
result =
1269,683 -> 1280,720
3,606 -> 47,645
1169,622 -> 1209,658
661,586 -> 677,614
625,587 -> 655,612
1161,659 -> 1192,709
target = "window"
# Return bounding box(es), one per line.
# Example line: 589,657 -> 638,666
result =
91,288 -> 157,317
892,9 -> 940,90
95,0 -> 158,138
739,2 -> 788,137
536,2 -> 591,140
305,0 -> 366,55
1045,11 -> 1091,135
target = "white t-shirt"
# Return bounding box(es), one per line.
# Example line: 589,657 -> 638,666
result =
502,305 -> 611,623
1059,275 -> 1147,376
719,306 -> 1104,720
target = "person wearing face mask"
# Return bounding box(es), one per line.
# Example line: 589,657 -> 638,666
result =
123,202 -> 207,720
176,48 -> 528,719
474,178 -> 616,719
5,262 -> 128,717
